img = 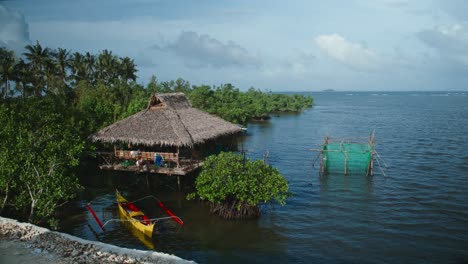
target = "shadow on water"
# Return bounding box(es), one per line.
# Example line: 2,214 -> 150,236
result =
319,173 -> 374,196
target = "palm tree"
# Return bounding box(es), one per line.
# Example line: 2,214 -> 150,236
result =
51,48 -> 72,95
0,48 -> 16,98
71,52 -> 87,84
23,41 -> 51,96
54,48 -> 71,81
96,49 -> 117,85
119,57 -> 137,83
84,52 -> 96,82
13,58 -> 32,97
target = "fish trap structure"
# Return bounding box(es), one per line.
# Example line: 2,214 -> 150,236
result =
312,131 -> 376,176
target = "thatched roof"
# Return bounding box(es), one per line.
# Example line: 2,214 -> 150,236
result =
90,93 -> 241,147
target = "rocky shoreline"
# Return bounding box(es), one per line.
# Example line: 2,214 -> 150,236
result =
0,216 -> 194,264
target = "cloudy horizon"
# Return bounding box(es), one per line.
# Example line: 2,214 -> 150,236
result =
1,0 -> 468,91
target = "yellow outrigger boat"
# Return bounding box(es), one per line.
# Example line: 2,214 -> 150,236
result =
116,189 -> 155,237
86,190 -> 184,248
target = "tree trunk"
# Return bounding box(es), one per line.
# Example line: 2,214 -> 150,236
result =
29,200 -> 36,222
26,183 -> 37,223
2,78 -> 7,99
5,78 -> 9,98
210,200 -> 260,219
0,185 -> 9,215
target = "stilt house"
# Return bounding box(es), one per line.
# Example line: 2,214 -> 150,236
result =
91,93 -> 242,175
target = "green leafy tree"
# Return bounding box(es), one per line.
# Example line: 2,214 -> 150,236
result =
0,97 -> 84,227
174,77 -> 191,93
71,52 -> 88,84
122,85 -> 150,118
75,80 -> 117,132
0,105 -> 20,214
146,75 -> 160,94
188,84 -> 313,124
119,56 -> 138,83
50,48 -> 72,96
13,58 -> 33,97
188,152 -> 290,219
96,49 -> 118,85
23,41 -> 51,96
0,48 -> 17,98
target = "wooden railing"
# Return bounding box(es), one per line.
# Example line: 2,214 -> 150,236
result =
114,150 -> 180,167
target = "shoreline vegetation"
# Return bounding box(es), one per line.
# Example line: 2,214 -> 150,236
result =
0,42 -> 313,228
188,152 -> 290,219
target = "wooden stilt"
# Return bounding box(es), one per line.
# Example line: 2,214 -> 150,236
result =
344,152 -> 348,175
176,147 -> 180,168
320,151 -> 324,176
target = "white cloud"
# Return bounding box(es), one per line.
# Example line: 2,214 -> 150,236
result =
0,4 -> 30,53
314,34 -> 382,71
417,24 -> 468,65
166,31 -> 260,68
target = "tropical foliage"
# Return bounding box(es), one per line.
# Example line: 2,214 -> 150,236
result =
0,42 -> 311,226
1,43 -> 313,126
187,152 -> 290,219
189,85 -> 313,124
0,97 -> 84,227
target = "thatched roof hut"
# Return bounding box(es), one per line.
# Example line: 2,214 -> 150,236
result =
90,93 -> 242,148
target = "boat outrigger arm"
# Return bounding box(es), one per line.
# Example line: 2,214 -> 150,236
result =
86,195 -> 184,232
100,215 -> 183,228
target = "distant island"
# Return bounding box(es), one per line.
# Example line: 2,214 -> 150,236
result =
322,89 -> 335,92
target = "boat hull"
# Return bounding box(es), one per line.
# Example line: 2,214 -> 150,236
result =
116,190 -> 155,238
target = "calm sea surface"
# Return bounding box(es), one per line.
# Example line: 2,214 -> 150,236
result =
61,92 -> 468,263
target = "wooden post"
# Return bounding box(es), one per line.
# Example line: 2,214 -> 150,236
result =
321,137 -> 327,176
176,147 -> 180,168
344,152 -> 348,175
369,130 -> 375,176
320,154 -> 324,176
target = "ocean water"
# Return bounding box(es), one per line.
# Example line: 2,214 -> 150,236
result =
61,92 -> 468,263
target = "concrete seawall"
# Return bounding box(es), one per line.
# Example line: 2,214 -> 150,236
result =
0,216 -> 194,263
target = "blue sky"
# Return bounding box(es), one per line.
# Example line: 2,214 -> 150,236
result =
1,0 -> 468,91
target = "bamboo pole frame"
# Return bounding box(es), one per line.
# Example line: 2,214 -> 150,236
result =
312,130 -> 377,176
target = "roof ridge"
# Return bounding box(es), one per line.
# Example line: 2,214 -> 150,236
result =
172,109 -> 195,147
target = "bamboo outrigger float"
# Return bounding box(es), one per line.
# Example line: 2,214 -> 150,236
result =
312,130 -> 385,176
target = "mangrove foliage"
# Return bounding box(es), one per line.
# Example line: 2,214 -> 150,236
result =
187,152 -> 290,219
0,97 -> 84,227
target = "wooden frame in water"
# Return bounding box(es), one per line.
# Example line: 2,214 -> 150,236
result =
312,130 -> 375,176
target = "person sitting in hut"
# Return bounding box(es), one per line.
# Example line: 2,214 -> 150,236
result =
154,153 -> 164,167
136,156 -> 145,169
